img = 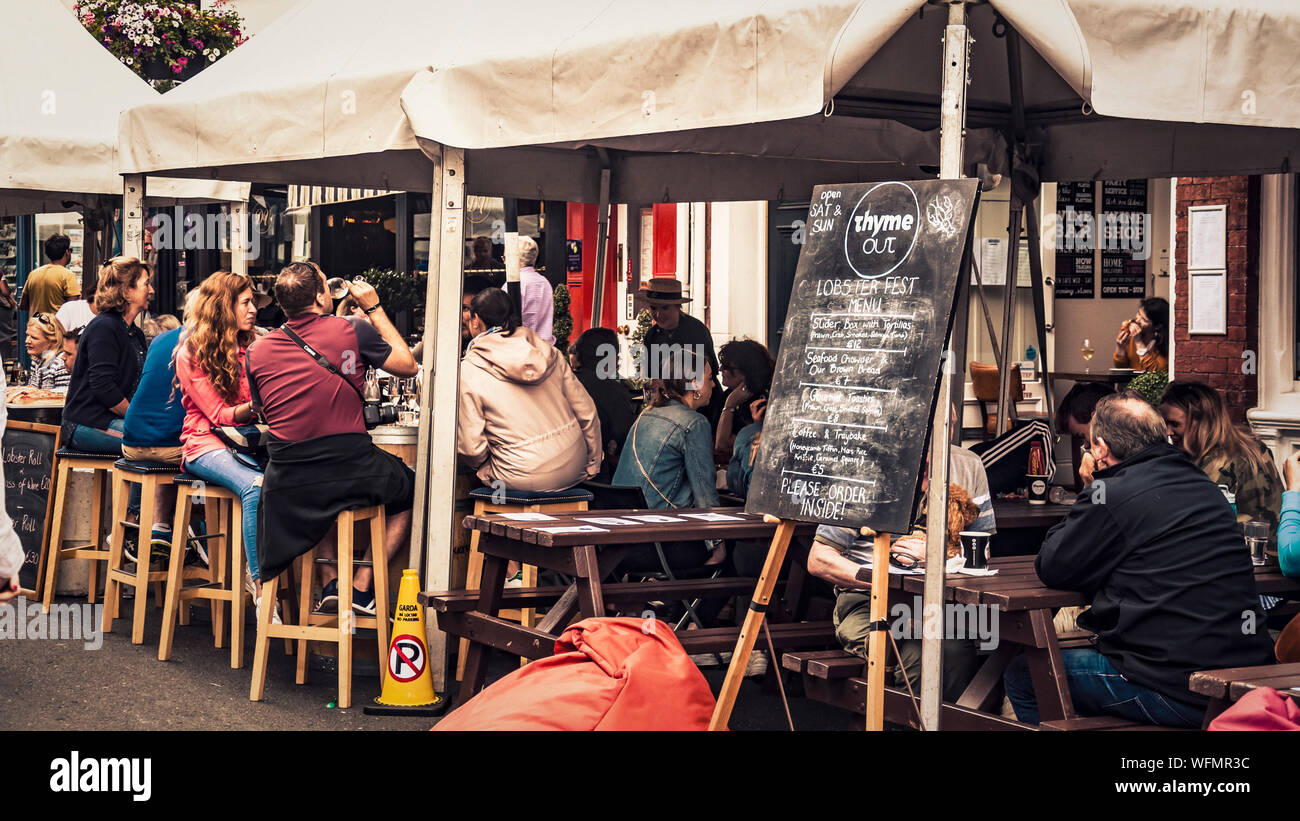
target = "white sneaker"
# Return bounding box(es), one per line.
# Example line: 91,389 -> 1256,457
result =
744,650 -> 769,678
255,594 -> 282,625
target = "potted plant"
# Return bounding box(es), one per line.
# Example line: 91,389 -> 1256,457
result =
76,0 -> 246,90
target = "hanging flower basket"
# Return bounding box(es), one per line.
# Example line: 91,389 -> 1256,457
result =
76,0 -> 245,89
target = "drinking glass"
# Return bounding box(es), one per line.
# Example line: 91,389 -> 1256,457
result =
1080,338 -> 1095,373
1243,520 -> 1270,567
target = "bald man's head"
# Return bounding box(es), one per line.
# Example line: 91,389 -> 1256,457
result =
276,261 -> 326,317
1090,390 -> 1169,462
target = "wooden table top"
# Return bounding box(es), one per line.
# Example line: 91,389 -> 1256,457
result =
462,506 -> 819,547
855,556 -> 1300,613
992,498 -> 1073,529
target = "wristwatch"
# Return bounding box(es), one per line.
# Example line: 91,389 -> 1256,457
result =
363,303 -> 382,315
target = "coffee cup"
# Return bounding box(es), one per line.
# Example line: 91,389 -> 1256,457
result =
959,531 -> 991,570
1027,474 -> 1050,505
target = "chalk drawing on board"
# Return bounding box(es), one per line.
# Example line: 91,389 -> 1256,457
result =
843,182 -> 921,280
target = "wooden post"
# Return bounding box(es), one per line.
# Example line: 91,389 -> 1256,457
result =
416,145 -> 466,694
864,530 -> 891,731
708,517 -> 796,730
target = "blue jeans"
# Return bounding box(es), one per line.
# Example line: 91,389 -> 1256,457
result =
68,420 -> 140,512
186,449 -> 263,581
68,419 -> 125,454
1004,648 -> 1204,728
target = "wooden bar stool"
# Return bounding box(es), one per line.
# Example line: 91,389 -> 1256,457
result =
101,459 -> 207,645
455,485 -> 593,680
250,505 -> 390,709
157,474 -> 246,667
40,450 -> 117,613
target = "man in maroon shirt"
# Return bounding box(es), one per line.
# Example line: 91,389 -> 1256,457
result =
247,261 -> 418,614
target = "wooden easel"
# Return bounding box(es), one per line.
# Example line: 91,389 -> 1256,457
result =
708,517 -> 892,731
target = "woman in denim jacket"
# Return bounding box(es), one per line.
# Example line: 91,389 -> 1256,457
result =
614,348 -> 723,571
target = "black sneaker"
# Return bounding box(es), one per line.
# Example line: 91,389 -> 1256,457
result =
121,532 -> 140,565
314,579 -> 338,614
351,586 -> 376,616
149,532 -> 173,566
184,528 -> 209,568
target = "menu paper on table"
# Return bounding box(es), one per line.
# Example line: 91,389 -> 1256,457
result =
680,513 -> 745,521
538,525 -> 610,534
497,512 -> 558,521
577,517 -> 642,526
745,179 -> 979,535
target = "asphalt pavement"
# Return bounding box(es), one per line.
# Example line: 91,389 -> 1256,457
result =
1,593 -> 850,731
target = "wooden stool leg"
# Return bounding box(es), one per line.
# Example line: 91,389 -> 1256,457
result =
42,461 -> 71,613
157,485 -> 191,661
209,497 -> 227,644
101,471 -> 131,633
130,476 -> 153,644
249,574 -> 277,702
230,497 -> 246,670
337,511 -> 354,710
86,468 -> 105,605
456,506 -> 487,682
371,510 -> 390,688
295,550 -> 314,684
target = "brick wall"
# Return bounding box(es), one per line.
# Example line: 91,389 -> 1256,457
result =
1172,175 -> 1259,424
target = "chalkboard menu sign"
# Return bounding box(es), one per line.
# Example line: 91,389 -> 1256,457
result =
3,422 -> 58,591
745,179 -> 979,535
1055,181 -> 1095,299
1100,179 -> 1148,298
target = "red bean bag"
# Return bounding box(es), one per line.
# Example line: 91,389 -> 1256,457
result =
434,617 -> 716,730
1208,687 -> 1300,731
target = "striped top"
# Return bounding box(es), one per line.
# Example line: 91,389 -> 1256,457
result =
27,352 -> 70,392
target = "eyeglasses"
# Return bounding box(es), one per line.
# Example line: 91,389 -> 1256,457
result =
30,313 -> 58,331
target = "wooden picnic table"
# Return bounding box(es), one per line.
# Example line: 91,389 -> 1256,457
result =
421,507 -> 824,704
991,498 -> 1072,529
841,557 -> 1300,730
1189,663 -> 1300,724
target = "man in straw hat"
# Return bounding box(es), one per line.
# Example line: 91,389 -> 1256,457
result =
639,276 -> 722,426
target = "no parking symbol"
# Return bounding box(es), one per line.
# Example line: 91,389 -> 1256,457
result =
388,634 -> 426,682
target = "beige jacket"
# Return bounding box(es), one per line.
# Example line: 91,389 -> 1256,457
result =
457,326 -> 602,491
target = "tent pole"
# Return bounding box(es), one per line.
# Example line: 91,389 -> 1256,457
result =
1025,200 -> 1055,432
917,0 -> 970,733
589,162 -> 612,329
122,175 -> 145,259
418,145 -> 466,695
995,201 -> 1022,435
229,201 -> 248,277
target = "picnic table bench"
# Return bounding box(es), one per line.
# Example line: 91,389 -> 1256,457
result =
782,557 -> 1300,730
1189,662 -> 1300,725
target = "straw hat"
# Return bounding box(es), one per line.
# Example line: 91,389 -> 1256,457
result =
639,277 -> 692,305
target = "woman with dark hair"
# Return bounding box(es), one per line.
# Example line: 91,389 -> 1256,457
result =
175,271 -> 275,616
1159,380 -> 1282,538
62,257 -> 154,453
458,288 -> 602,492
1113,296 -> 1169,373
570,327 -> 636,483
614,347 -> 725,570
713,338 -> 774,462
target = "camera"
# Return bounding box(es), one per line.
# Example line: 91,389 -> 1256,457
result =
362,399 -> 399,429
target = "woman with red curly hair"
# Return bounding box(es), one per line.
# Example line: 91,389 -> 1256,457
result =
174,271 -> 273,616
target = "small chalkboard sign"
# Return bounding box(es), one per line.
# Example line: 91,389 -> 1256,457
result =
745,179 -> 979,534
3,421 -> 59,592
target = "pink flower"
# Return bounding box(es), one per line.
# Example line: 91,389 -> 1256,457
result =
171,63 -> 182,74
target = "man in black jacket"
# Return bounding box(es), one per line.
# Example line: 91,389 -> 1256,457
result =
639,277 -> 723,427
1004,391 -> 1274,727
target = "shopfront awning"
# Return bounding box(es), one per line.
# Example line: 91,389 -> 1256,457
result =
0,1 -> 246,217
119,0 -> 1300,200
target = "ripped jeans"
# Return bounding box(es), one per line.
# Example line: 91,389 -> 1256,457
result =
1003,648 -> 1204,728
184,449 -> 263,581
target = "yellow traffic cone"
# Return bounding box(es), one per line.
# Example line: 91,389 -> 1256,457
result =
364,569 -> 447,716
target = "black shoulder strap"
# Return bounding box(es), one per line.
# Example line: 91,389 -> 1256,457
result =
245,350 -> 265,421
278,323 -> 367,404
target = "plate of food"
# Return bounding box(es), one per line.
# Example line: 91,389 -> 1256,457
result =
1108,367 -> 1135,374
6,386 -> 66,407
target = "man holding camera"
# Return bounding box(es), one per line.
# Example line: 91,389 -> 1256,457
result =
246,261 -> 418,614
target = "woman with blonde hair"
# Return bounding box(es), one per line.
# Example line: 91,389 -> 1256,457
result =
25,312 -> 70,391
174,271 -> 273,616
1159,380 -> 1282,537
62,257 -> 153,453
